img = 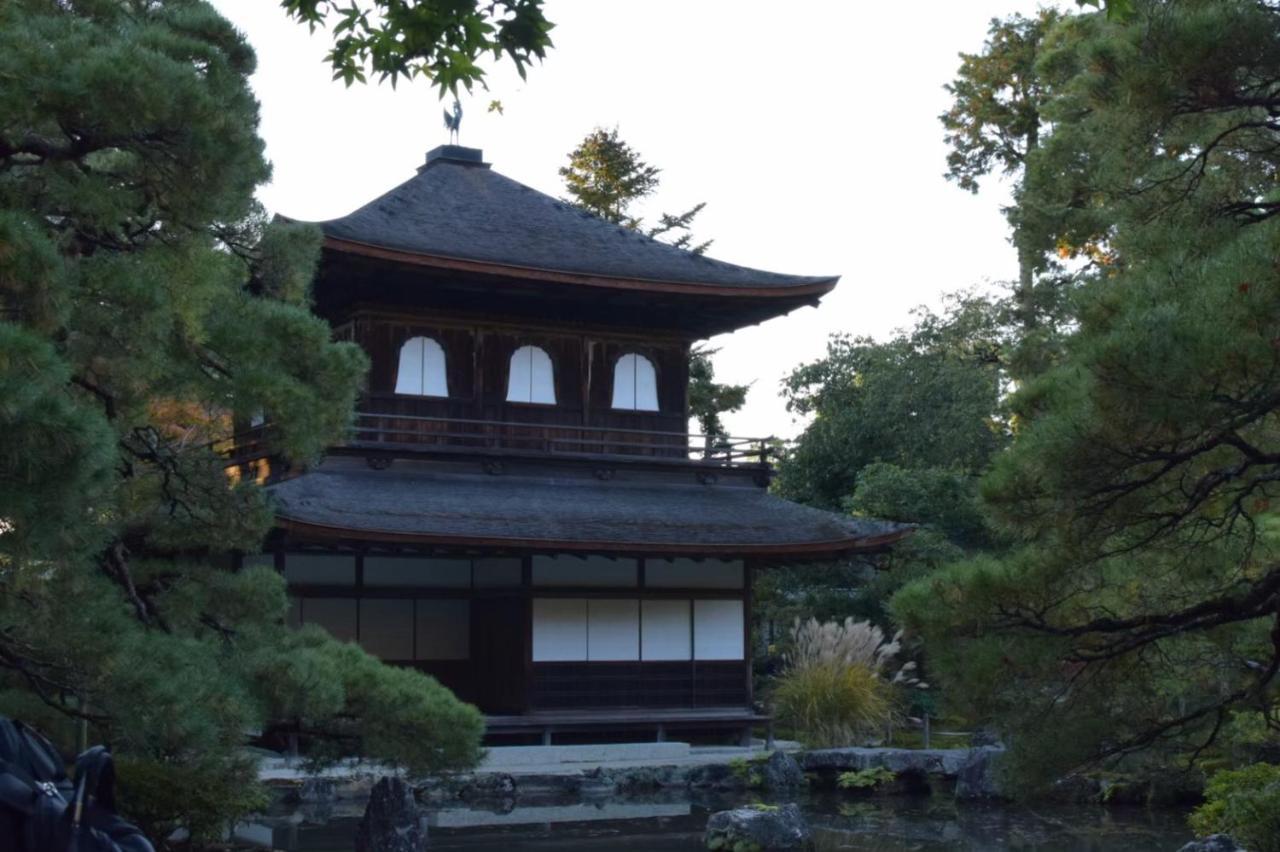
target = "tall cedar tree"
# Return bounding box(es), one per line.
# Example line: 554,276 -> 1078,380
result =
894,0 -> 1280,785
941,9 -> 1087,379
0,0 -> 482,845
559,128 -> 743,435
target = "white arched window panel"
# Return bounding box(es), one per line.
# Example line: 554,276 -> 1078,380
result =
611,353 -> 659,411
394,336 -> 448,397
506,345 -> 556,404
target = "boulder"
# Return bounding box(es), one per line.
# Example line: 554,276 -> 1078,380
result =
687,762 -> 750,791
284,776 -> 335,805
455,772 -> 516,802
970,727 -> 1002,747
800,747 -> 968,776
704,803 -> 813,851
1176,836 -> 1244,852
762,751 -> 806,792
954,746 -> 1007,800
355,776 -> 427,852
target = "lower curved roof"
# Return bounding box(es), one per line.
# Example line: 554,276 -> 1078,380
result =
269,457 -> 907,558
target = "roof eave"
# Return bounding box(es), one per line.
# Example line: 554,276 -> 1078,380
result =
319,235 -> 840,300
275,516 -> 910,558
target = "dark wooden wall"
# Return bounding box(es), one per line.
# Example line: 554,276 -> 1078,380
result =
349,309 -> 691,434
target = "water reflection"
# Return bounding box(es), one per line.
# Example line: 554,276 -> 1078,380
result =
251,791 -> 1194,852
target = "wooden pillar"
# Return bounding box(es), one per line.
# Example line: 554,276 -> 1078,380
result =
522,555 -> 534,715
744,560 -> 755,709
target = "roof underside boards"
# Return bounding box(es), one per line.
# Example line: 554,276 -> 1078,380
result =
310,252 -> 822,337
301,149 -> 837,296
268,457 -> 907,558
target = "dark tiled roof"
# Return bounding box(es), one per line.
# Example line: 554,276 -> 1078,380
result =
269,457 -> 906,556
300,147 -> 837,292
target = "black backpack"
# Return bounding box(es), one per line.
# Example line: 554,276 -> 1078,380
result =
0,717 -> 153,852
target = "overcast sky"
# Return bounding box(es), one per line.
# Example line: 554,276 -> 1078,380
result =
213,0 -> 1053,439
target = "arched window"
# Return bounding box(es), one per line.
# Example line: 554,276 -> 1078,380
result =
506,345 -> 556,404
612,353 -> 659,411
394,336 -> 448,397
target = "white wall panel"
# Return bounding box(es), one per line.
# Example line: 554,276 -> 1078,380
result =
395,336 -> 424,394
693,599 -> 744,660
587,599 -> 640,661
302,598 -> 357,642
532,556 -> 637,587
532,598 -> 588,661
633,355 -> 658,411
641,600 -> 691,661
395,336 -> 448,397
507,345 -> 556,404
611,353 -> 659,411
285,554 -> 355,586
611,353 -> 637,409
415,599 -> 470,661
359,599 -> 414,660
473,557 -> 523,587
363,557 -> 470,588
243,553 -> 275,571
646,559 -> 744,589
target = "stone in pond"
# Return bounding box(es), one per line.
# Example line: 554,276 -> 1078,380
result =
704,803 -> 813,851
286,776 -> 335,804
954,746 -> 1008,800
355,776 -> 427,852
762,751 -> 806,792
1177,836 -> 1244,852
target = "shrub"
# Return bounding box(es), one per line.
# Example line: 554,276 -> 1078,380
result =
838,766 -> 897,790
1188,763 -> 1280,852
116,756 -> 269,847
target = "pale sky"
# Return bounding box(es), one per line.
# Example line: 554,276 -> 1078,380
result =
213,0 -> 1052,439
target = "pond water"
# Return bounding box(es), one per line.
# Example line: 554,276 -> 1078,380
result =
256,791 -> 1194,852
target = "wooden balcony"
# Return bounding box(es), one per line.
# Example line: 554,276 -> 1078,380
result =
348,411 -> 775,469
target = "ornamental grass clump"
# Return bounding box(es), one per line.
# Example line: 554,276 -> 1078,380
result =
771,618 -> 922,749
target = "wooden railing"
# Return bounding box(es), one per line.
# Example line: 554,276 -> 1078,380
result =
349,411 -> 775,467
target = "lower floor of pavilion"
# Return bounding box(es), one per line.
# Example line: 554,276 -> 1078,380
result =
257,453 -> 908,741
251,549 -> 763,739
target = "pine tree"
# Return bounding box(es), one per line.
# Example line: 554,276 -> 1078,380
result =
895,0 -> 1280,784
559,128 -> 739,436
0,1 -> 482,844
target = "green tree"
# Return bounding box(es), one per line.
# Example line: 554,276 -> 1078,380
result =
942,9 -> 1089,379
942,11 -> 1059,330
776,295 -> 1009,513
894,0 -> 1280,785
280,0 -> 554,91
0,0 -> 481,844
559,127 -> 740,438
757,296 -> 1009,644
560,127 -> 712,253
688,344 -> 748,445
560,128 -> 661,228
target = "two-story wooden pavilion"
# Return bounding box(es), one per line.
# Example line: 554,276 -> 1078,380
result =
253,145 -> 906,744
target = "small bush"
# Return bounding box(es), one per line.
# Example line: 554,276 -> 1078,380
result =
117,756 -> 269,848
1188,762 -> 1280,852
838,767 -> 897,790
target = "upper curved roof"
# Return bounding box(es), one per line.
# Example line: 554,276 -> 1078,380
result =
299,146 -> 839,296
